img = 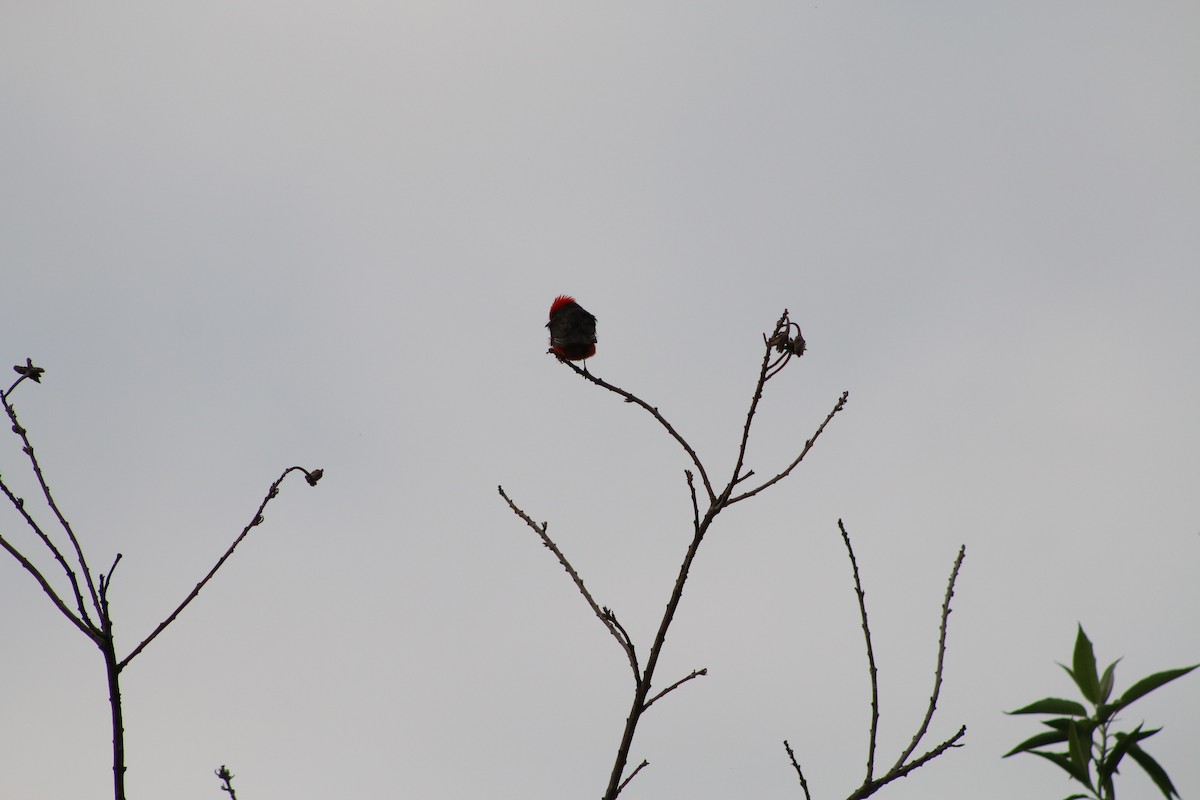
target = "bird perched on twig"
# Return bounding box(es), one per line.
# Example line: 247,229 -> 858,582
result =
547,295 -> 598,364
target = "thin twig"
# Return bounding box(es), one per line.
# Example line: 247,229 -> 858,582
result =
783,740 -> 814,800
1,394 -> 99,626
558,360 -> 716,505
727,390 -> 849,506
890,545 -> 966,772
1,390 -> 102,619
118,466 -> 320,670
727,311 -> 792,497
847,726 -> 966,800
616,760 -> 649,794
0,523 -> 98,640
498,485 -> 640,681
644,668 -> 708,709
0,476 -> 99,637
839,520 -> 880,784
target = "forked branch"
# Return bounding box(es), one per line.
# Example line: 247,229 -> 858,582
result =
509,310 -> 847,799
785,522 -> 966,799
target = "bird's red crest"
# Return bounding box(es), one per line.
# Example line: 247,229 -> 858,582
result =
549,294 -> 577,318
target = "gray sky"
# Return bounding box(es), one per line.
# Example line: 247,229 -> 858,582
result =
2,3 -> 1198,799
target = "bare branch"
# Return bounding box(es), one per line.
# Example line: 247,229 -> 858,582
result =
0,475 -> 98,635
839,520 -> 880,784
616,759 -> 649,795
0,525 -> 98,641
643,668 -> 707,709
727,390 -> 849,505
726,315 -> 784,496
2,391 -> 101,622
118,466 -> 322,670
847,726 -> 966,800
498,485 -> 639,682
783,740 -> 814,800
890,545 -> 966,772
557,360 -> 716,504
784,538 -> 966,799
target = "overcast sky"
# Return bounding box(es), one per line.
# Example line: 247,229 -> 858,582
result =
2,3 -> 1198,799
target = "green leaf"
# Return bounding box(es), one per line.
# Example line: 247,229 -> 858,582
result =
1072,625 -> 1101,704
1030,749 -> 1093,787
1042,717 -> 1081,732
1004,729 -> 1068,757
1008,697 -> 1088,716
1112,664 -> 1199,712
1062,795 -> 1091,800
1099,658 -> 1121,704
1066,720 -> 1093,781
1127,742 -> 1179,799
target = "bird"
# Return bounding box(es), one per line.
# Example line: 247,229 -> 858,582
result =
546,295 -> 597,363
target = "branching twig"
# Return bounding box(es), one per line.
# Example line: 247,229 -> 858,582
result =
727,390 -> 849,506
786,526 -> 967,799
118,466 -> 323,670
644,668 -> 708,709
2,359 -> 322,800
890,544 -> 966,773
2,383 -> 102,619
510,310 -> 846,799
1,388 -> 99,630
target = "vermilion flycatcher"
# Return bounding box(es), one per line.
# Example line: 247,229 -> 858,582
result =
547,295 -> 597,362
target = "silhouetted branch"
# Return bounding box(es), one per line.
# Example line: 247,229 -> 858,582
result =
2,372 -> 102,618
644,668 -> 708,709
785,526 -> 966,799
0,511 -> 97,640
1,379 -> 99,630
513,310 -> 846,799
727,390 -> 849,506
559,360 -> 717,505
838,520 -> 880,783
784,740 -> 814,800
498,485 -> 640,681
2,359 -> 322,800
119,466 -> 324,670
889,544 -> 965,772
215,765 -> 239,799
617,759 -> 649,794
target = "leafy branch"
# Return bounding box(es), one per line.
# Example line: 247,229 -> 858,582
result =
1005,625 -> 1197,800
